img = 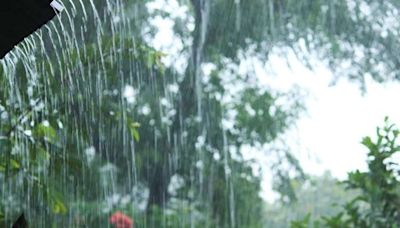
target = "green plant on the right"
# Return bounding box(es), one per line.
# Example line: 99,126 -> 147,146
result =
291,117 -> 400,228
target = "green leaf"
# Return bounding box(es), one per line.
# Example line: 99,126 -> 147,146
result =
134,129 -> 140,142
128,121 -> 141,142
361,137 -> 374,149
52,198 -> 67,214
0,158 -> 21,174
34,123 -> 58,142
37,148 -> 51,161
10,159 -> 20,169
131,122 -> 141,128
46,187 -> 68,215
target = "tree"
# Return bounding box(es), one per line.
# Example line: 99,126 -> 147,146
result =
1,0 -> 302,227
2,0 -> 400,227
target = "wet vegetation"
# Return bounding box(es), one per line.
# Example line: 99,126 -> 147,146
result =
1,0 -> 400,227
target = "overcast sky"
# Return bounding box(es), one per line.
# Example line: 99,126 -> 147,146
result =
257,50 -> 400,201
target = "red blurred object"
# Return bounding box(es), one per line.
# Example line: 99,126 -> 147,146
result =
109,211 -> 134,228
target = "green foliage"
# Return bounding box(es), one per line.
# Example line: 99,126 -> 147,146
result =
291,214 -> 312,228
291,118 -> 400,228
8,0 -> 400,226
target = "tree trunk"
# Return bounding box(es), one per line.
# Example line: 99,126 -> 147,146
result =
145,0 -> 210,214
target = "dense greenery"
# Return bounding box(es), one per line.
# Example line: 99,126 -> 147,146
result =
0,0 -> 302,226
1,0 -> 400,227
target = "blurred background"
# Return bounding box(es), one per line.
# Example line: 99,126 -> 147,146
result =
1,0 -> 400,227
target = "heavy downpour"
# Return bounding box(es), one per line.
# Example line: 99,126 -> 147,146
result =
1,0 -> 400,227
